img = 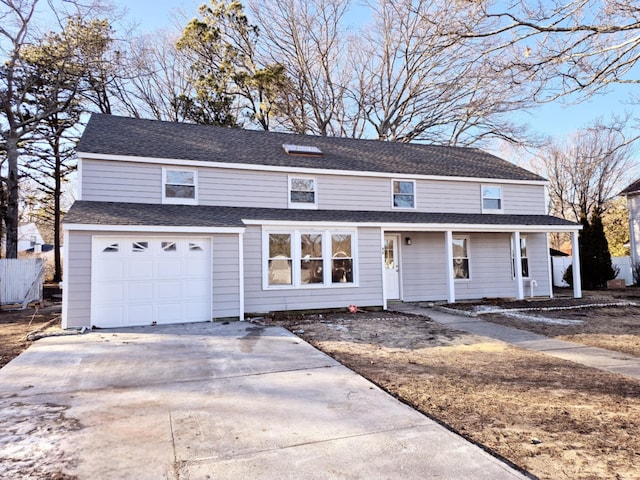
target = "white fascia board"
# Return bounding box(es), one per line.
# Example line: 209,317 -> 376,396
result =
63,224 -> 245,234
77,151 -> 548,187
244,218 -> 581,233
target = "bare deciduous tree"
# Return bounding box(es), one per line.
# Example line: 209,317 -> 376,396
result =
462,0 -> 640,101
350,0 -> 534,145
249,0 -> 354,136
533,116 -> 639,222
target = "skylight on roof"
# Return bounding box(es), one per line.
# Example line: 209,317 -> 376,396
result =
282,144 -> 322,156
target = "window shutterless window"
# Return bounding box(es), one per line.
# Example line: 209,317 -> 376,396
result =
163,168 -> 197,204
265,230 -> 356,288
268,233 -> 293,285
512,236 -> 529,278
452,236 -> 470,280
482,185 -> 502,212
289,176 -> 317,208
392,180 -> 416,208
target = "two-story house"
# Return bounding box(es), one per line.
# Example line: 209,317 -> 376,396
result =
62,114 -> 582,329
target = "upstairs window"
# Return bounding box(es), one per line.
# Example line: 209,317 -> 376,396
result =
392,180 -> 416,208
289,176 -> 317,208
482,185 -> 502,213
163,168 -> 197,204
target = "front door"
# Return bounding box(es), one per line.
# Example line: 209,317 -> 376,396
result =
384,235 -> 400,299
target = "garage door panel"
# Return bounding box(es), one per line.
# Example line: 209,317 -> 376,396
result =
129,260 -> 155,280
92,237 -> 212,328
157,281 -> 183,299
95,260 -> 125,281
156,259 -> 182,278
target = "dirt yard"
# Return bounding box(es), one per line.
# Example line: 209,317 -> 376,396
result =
269,295 -> 640,480
0,303 -> 61,369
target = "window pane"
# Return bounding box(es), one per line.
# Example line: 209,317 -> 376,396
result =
269,234 -> 291,258
269,259 -> 292,285
161,241 -> 177,252
393,195 -> 414,208
483,198 -> 501,210
453,258 -> 469,279
166,170 -> 194,185
332,258 -> 353,283
166,185 -> 195,199
301,259 -> 323,284
332,234 -> 352,257
301,234 -> 322,258
482,186 -> 500,199
291,178 -> 314,192
520,238 -> 527,257
452,238 -> 467,257
394,181 -> 414,194
522,258 -> 529,277
291,191 -> 315,203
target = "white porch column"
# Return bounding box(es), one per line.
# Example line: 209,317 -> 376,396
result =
445,230 -> 455,303
545,233 -> 554,299
513,232 -> 524,300
571,231 -> 583,298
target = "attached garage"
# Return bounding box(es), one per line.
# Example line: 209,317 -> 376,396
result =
91,236 -> 212,328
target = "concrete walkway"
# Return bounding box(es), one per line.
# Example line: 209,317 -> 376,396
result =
0,321 -> 529,480
393,304 -> 640,380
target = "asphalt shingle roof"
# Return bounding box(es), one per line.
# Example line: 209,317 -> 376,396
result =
78,114 -> 546,182
620,178 -> 640,195
64,201 -> 578,229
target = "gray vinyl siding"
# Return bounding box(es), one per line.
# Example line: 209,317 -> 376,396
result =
211,234 -> 241,318
199,169 -> 286,208
523,233 -> 552,296
454,232 -> 549,300
502,184 -> 547,215
64,231 -> 93,328
400,232 -> 449,301
82,160 -> 162,203
395,231 -> 550,302
81,158 -> 547,215
629,195 -> 640,264
243,225 -> 383,314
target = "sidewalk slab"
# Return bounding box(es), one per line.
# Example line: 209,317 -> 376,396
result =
0,321 -> 529,480
396,305 -> 640,381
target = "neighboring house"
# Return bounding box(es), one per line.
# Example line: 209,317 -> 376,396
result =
17,223 -> 44,253
621,179 -> 640,266
62,114 -> 582,329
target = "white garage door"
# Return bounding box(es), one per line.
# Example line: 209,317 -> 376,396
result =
91,237 -> 211,328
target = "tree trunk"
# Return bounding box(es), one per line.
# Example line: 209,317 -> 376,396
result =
53,140 -> 62,282
6,135 -> 20,259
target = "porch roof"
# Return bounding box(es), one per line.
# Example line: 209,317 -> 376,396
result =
64,201 -> 580,233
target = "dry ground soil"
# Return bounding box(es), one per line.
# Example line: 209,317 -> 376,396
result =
3,292 -> 640,479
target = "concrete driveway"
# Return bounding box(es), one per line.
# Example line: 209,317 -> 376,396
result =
0,321 -> 529,479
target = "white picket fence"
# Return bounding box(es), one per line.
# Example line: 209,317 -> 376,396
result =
0,258 -> 45,307
551,256 -> 633,287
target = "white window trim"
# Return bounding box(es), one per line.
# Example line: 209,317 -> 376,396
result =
162,167 -> 198,205
452,234 -> 471,282
262,228 -> 358,290
391,179 -> 417,209
511,234 -> 530,278
481,185 -> 503,214
288,175 -> 318,209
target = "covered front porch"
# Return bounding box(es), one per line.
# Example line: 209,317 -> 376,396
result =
381,223 -> 582,308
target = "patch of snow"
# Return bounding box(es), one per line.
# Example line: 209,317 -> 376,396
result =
498,311 -> 585,326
